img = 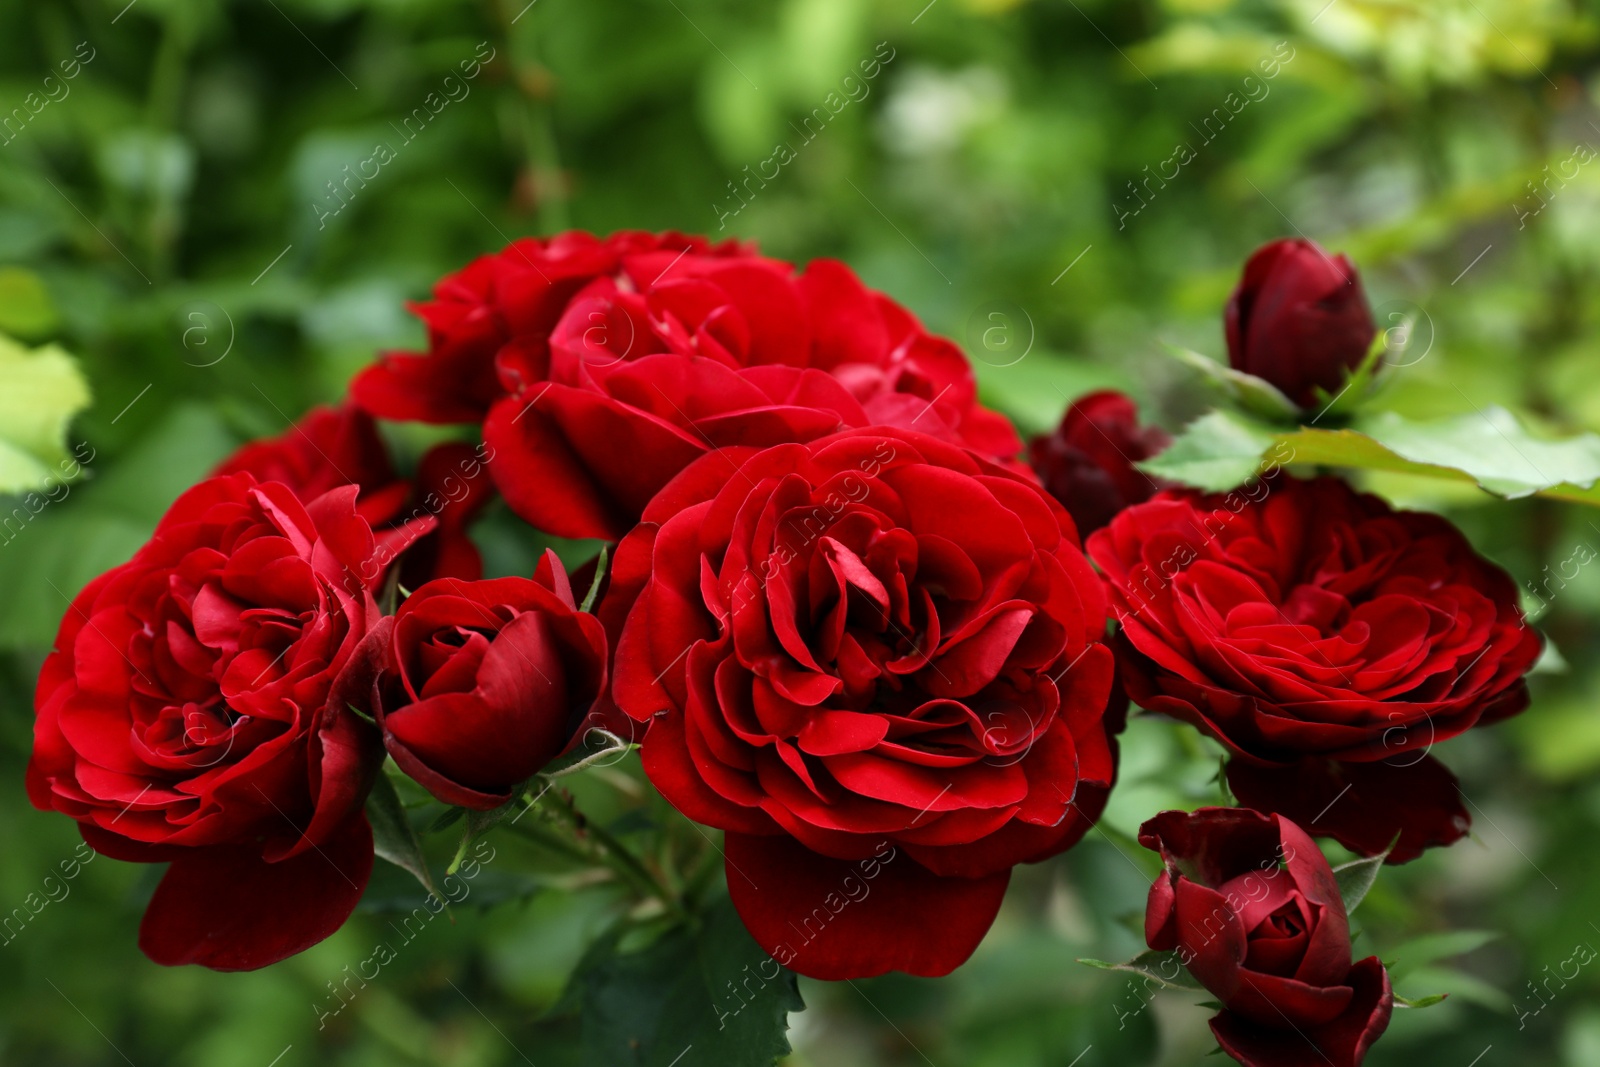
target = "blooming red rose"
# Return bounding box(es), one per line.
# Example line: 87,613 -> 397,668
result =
27,474 -> 431,969
214,404 -> 494,586
1029,390 -> 1171,535
352,231 -> 745,424
352,230 -> 1020,540
358,550 -> 608,810
1141,808 -> 1393,1067
608,427 -> 1118,980
1225,238 -> 1377,409
1088,475 -> 1541,861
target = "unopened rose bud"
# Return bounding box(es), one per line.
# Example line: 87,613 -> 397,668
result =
1225,238 -> 1376,409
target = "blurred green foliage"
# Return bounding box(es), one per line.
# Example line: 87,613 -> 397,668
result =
4,0 -> 1600,1064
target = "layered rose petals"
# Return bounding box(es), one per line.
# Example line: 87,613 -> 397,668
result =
352,230 -> 1020,541
1088,475 -> 1541,860
608,427 -> 1119,979
27,474 -> 431,970
215,403 -> 494,585
352,231 -> 745,424
360,551 -> 609,809
1140,808 -> 1394,1067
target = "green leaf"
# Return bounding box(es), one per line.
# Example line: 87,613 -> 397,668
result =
1384,930 -> 1500,980
366,767 -> 444,903
1136,409 -> 1281,490
1304,323 -> 1395,422
1141,405 -> 1600,505
0,333 -> 91,495
1351,407 -> 1600,503
1332,847 -> 1391,916
1165,345 -> 1301,423
1394,993 -> 1449,1009
553,896 -> 804,1066
1079,949 -> 1206,993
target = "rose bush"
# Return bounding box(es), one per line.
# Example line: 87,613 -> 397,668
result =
1088,474 -> 1542,861
606,427 -> 1119,979
351,231 -> 1020,540
1141,807 -> 1393,1067
27,474 -> 431,969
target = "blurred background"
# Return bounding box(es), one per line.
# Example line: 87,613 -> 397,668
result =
3,0 -> 1600,1064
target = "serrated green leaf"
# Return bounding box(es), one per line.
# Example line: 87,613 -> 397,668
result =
1136,409 -> 1280,491
553,896 -> 804,1066
0,333 -> 91,495
1333,847 -> 1391,915
367,767 -> 444,902
1079,949 -> 1206,993
1141,405 -> 1600,505
1355,407 -> 1600,502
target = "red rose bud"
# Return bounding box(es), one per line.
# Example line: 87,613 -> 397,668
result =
367,551 -> 608,810
1028,390 -> 1170,536
1140,808 -> 1393,1067
27,475 -> 435,970
1225,238 -> 1377,409
352,230 -> 1020,541
608,427 -> 1122,980
1088,475 -> 1541,862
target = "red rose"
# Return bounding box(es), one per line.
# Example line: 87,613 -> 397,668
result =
1225,238 -> 1377,409
353,230 -> 1020,540
608,427 -> 1118,980
352,231 -> 746,424
362,551 -> 608,810
1088,475 -> 1541,861
27,475 -> 431,969
1028,390 -> 1171,535
214,403 -> 495,585
1140,808 -> 1393,1067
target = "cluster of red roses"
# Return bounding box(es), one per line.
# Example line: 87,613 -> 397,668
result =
28,232 -> 1538,1067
